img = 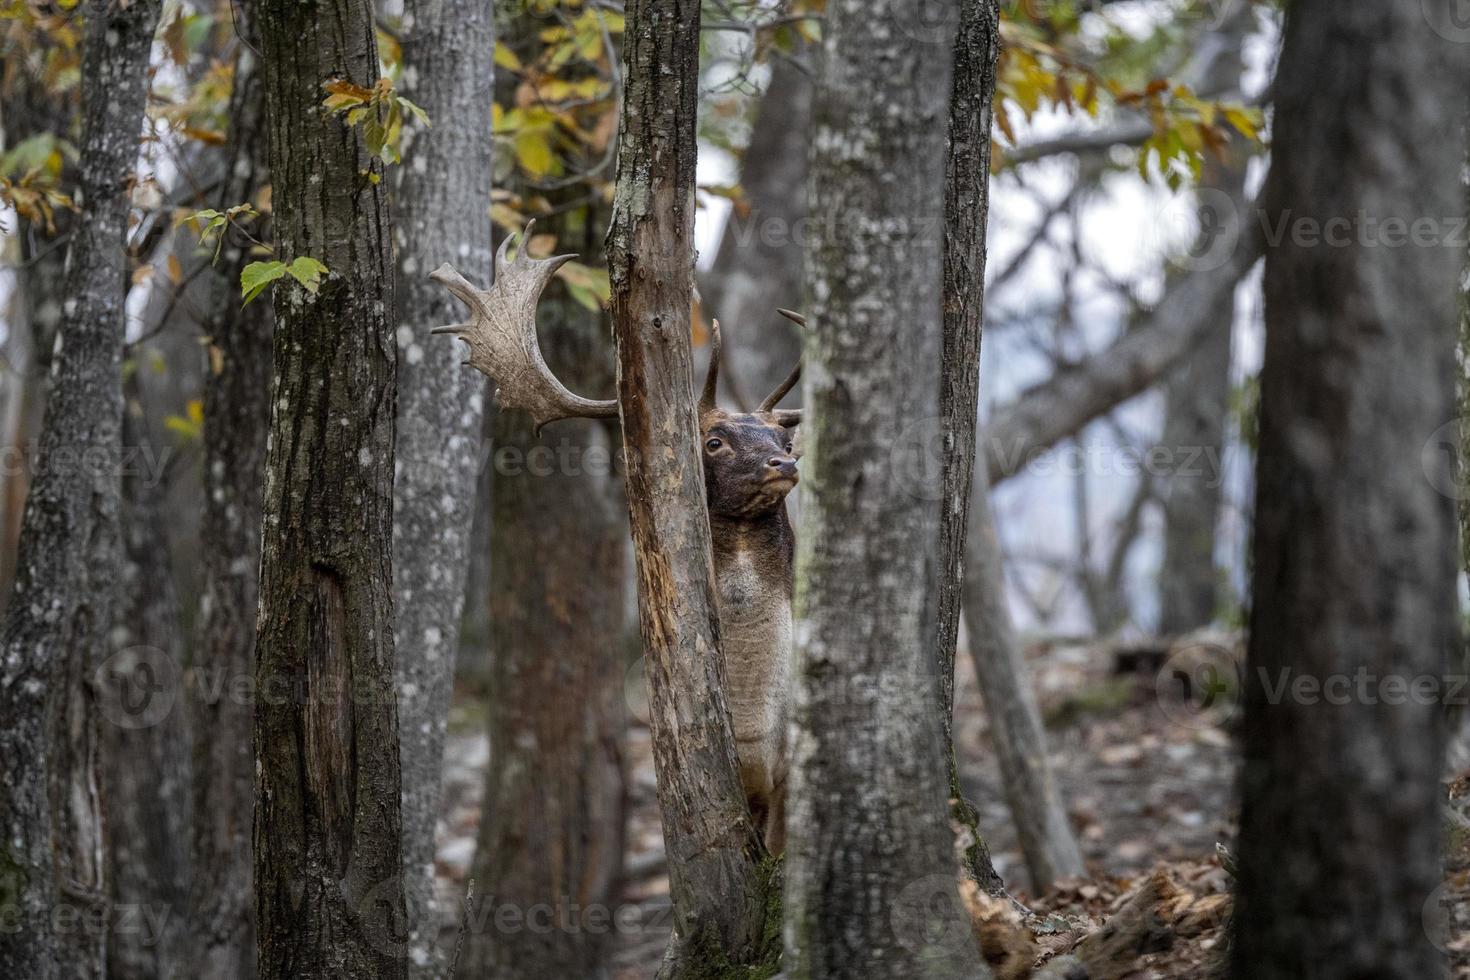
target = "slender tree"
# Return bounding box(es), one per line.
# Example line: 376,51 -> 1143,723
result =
105,391 -> 191,980
785,0 -> 990,974
701,52 -> 810,402
390,0 -> 495,969
0,2 -> 161,977
1156,7 -> 1252,635
188,34 -> 273,980
253,0 -> 405,975
1232,2 -> 1464,977
963,463 -> 1084,891
936,0 -> 1010,898
606,0 -> 778,974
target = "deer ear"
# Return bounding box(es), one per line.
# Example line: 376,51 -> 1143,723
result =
770,410 -> 802,428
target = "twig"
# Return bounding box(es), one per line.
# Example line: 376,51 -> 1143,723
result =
447,877 -> 474,978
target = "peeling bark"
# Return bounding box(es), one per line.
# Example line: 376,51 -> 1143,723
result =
1231,3 -> 1464,977
785,1 -> 989,976
254,0 -> 406,975
390,0 -> 495,971
0,2 -> 161,977
606,1 -> 777,975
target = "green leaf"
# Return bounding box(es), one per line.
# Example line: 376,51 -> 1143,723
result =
240,260 -> 287,306
286,256 -> 329,294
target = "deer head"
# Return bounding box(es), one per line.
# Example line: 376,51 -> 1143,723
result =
429,224 -> 804,496
698,312 -> 804,520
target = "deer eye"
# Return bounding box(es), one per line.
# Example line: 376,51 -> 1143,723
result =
705,437 -> 723,451
783,442 -> 793,453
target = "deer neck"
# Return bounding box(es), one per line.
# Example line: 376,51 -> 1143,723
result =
709,504 -> 795,604
708,504 -> 795,753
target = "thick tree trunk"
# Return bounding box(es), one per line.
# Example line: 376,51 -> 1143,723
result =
0,2 -> 161,977
963,462 -> 1084,892
936,0 -> 1008,899
468,223 -> 628,977
606,1 -> 777,975
187,38 -> 273,980
1231,4 -> 1464,978
104,393 -> 192,980
701,53 -> 810,403
253,0 -> 406,976
785,1 -> 988,976
391,0 -> 495,971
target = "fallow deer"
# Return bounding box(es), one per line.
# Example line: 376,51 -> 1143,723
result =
428,222 -> 803,853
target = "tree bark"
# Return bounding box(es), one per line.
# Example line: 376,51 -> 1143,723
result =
785,1 -> 988,976
606,1 -> 777,975
700,52 -> 810,404
468,219 -> 628,977
253,0 -> 406,975
390,0 -> 495,971
187,37 -> 273,980
1231,3 -> 1464,977
103,391 -> 192,980
936,0 -> 1008,899
963,462 -> 1084,893
0,2 -> 161,977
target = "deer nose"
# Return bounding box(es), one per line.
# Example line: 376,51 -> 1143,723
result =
767,455 -> 799,481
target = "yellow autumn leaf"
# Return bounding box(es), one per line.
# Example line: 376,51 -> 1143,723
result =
515,130 -> 555,178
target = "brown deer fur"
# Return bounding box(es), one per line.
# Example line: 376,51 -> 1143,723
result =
702,408 -> 800,853
430,227 -> 803,851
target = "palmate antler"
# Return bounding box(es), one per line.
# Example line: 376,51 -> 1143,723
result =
430,220 -> 619,434
431,221 -> 803,431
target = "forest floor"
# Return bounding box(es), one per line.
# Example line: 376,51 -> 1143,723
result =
436,635 -> 1470,978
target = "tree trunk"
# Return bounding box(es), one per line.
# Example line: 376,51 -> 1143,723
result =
468,215 -> 628,977
1231,3 -> 1463,978
700,53 -> 810,403
0,2 -> 161,977
103,391 -> 192,980
187,37 -> 273,980
1155,10 -> 1252,635
936,0 -> 1008,899
391,0 -> 495,971
253,0 -> 406,975
785,1 -> 988,976
606,1 -> 777,975
963,461 -> 1084,893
